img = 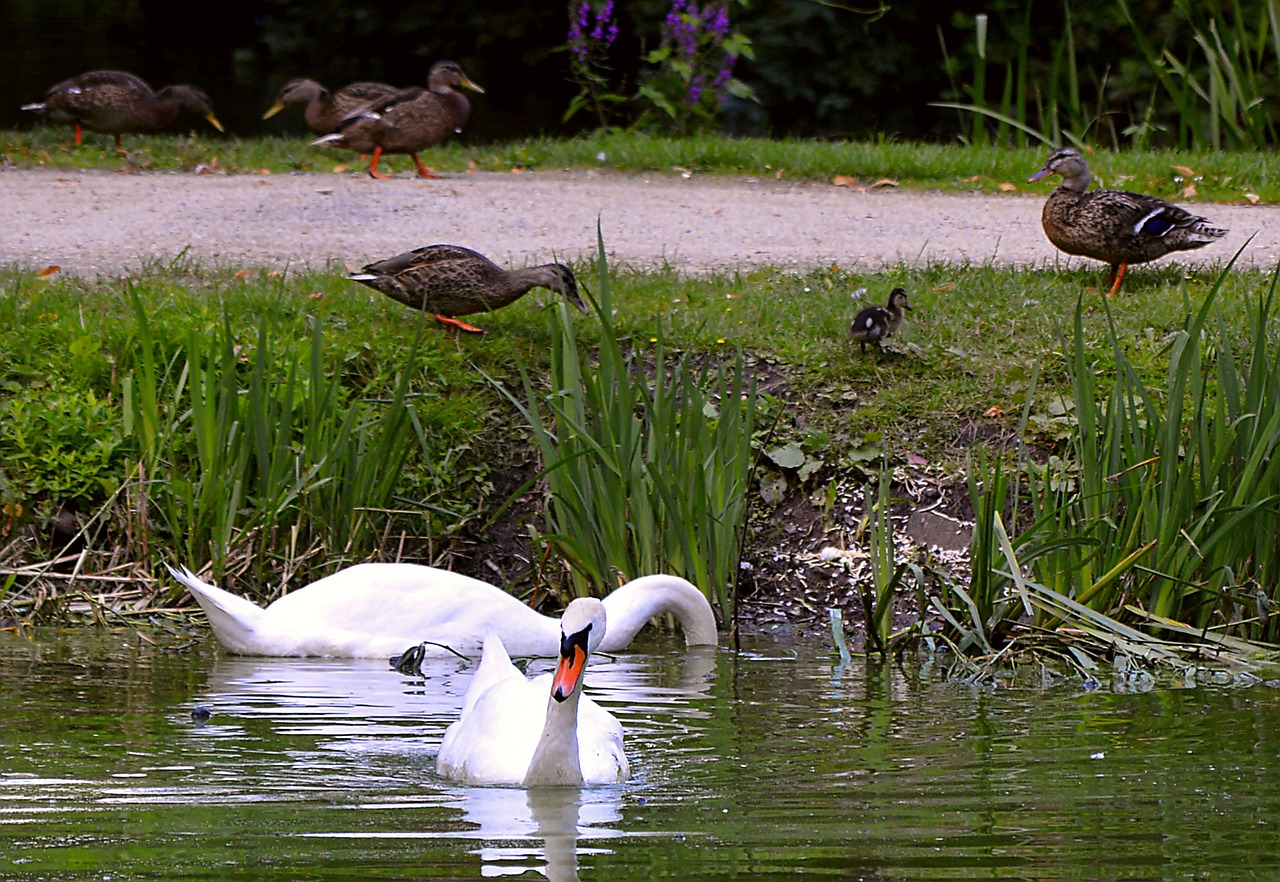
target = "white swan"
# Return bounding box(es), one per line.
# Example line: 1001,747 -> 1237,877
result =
166,562 -> 717,659
437,597 -> 628,786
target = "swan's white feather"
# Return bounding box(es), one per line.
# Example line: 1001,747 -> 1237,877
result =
437,612 -> 628,786
167,562 -> 715,658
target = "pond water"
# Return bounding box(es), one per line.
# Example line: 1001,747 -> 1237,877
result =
2,628 -> 1280,881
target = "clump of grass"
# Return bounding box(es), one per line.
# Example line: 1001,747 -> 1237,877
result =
501,229 -> 758,621
122,294 -> 431,588
947,262 -> 1280,670
1119,0 -> 1280,150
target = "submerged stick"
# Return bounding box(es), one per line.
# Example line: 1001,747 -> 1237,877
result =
829,607 -> 853,665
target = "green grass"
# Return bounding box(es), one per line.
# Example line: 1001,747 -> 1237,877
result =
5,128 -> 1280,203
1,254 -> 1266,590
4,130 -> 1280,662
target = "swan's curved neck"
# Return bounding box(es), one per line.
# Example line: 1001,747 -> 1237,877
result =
598,575 -> 718,652
522,688 -> 583,786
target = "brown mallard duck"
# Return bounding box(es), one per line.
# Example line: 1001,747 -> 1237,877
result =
349,244 -> 587,333
261,78 -> 398,135
849,287 -> 911,354
21,70 -> 223,149
311,60 -> 483,179
1028,147 -> 1228,296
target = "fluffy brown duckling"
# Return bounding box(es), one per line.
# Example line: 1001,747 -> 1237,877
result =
21,70 -> 223,149
349,244 -> 587,333
1028,147 -> 1228,297
850,287 -> 910,354
261,78 -> 398,135
311,60 -> 483,179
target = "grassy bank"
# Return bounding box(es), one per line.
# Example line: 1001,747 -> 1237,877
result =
0,252 -> 1264,608
4,131 -> 1280,670
4,128 -> 1279,203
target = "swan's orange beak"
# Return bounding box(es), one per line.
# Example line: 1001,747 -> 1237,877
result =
551,630 -> 590,703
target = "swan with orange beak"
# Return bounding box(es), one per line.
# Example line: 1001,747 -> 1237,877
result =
436,597 -> 628,786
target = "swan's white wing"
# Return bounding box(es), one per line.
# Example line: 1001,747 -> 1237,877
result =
576,695 -> 629,784
186,563 -> 561,658
437,672 -> 548,785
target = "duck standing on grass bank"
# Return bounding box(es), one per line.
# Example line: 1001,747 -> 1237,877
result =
21,70 -> 224,149
311,60 -> 483,179
437,598 -> 629,786
1028,147 -> 1228,297
850,287 -> 911,354
348,243 -> 587,333
261,78 -> 398,135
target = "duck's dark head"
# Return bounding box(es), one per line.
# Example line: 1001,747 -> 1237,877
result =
549,264 -> 589,315
1028,147 -> 1090,191
427,61 -> 485,95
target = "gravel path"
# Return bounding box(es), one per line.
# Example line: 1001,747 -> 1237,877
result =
2,166 -> 1278,278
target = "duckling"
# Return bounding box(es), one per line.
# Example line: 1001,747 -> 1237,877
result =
850,287 -> 910,354
1028,147 -> 1228,296
262,78 -> 398,135
349,244 -> 587,333
311,60 -> 483,179
21,70 -> 223,149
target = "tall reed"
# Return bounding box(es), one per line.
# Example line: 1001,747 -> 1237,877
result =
122,293 -> 429,591
1120,0 -> 1280,149
503,231 -> 757,621
956,265 -> 1280,661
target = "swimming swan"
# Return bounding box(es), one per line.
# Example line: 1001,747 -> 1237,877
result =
437,597 -> 628,786
166,562 -> 717,659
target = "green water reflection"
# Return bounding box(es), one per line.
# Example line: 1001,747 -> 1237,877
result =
2,629 -> 1280,880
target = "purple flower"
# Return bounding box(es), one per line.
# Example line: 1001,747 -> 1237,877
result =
714,54 -> 736,87
708,6 -> 730,38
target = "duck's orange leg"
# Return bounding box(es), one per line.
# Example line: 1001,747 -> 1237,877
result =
1106,263 -> 1128,298
411,153 -> 440,179
368,146 -> 392,180
435,314 -> 485,334
74,123 -> 83,146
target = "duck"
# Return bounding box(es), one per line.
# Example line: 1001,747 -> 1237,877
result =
261,78 -> 398,135
437,597 -> 628,786
849,287 -> 910,354
310,60 -> 483,179
1028,147 -> 1228,296
349,243 -> 588,333
165,562 -> 717,659
21,70 -> 224,149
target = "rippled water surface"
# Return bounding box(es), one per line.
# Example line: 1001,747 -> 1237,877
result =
3,629 -> 1280,880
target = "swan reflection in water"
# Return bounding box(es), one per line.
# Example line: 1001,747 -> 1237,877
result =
449,785 -> 622,882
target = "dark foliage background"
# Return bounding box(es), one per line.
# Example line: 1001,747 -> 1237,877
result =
1,0 -> 1277,145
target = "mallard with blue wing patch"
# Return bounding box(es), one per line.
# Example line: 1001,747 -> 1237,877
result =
1028,147 -> 1227,296
850,287 -> 910,354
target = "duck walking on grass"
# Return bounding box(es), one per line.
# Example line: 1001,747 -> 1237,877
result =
850,287 -> 911,354
262,78 -> 398,135
21,70 -> 223,149
1028,147 -> 1228,297
349,244 -> 587,333
311,60 -> 483,179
